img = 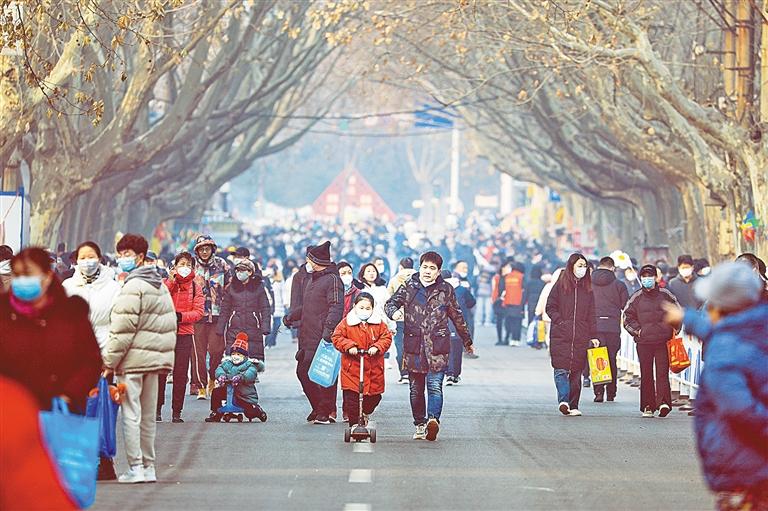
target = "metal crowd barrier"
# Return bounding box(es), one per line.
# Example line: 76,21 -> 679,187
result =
617,329 -> 703,400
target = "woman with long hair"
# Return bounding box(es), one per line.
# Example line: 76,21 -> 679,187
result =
546,253 -> 599,417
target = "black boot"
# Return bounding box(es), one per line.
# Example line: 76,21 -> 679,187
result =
204,411 -> 222,423
97,457 -> 117,481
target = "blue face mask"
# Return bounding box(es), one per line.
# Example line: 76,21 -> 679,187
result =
117,257 -> 137,273
11,276 -> 44,302
641,277 -> 655,289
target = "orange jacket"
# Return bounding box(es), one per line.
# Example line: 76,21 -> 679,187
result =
331,310 -> 393,395
492,271 -> 525,306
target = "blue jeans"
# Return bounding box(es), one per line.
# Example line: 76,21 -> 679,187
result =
447,336 -> 463,378
554,368 -> 583,410
409,371 -> 444,425
265,316 -> 281,347
394,322 -> 406,377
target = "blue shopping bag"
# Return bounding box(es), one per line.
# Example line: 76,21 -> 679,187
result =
40,397 -> 99,509
85,377 -> 119,458
308,340 -> 341,388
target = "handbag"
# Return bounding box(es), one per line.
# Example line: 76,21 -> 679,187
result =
308,340 -> 341,388
40,397 -> 99,508
85,377 -> 120,458
667,336 -> 691,373
587,346 -> 613,384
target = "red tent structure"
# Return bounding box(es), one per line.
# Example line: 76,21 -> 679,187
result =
312,166 -> 396,223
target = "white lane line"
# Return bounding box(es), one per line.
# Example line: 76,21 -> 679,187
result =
520,486 -> 555,493
343,504 -> 371,511
348,469 -> 373,483
353,443 -> 373,453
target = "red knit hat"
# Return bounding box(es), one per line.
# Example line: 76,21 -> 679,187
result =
232,332 -> 249,357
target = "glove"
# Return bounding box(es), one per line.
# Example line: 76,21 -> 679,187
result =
216,375 -> 227,386
176,312 -> 182,323
282,316 -> 291,327
231,375 -> 242,385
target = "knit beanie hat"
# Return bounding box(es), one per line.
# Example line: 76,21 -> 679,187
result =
232,332 -> 249,357
307,241 -> 332,266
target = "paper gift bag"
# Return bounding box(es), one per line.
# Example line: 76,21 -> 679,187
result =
587,346 -> 613,384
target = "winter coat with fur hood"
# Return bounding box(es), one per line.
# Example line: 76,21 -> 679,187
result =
332,309 -> 393,395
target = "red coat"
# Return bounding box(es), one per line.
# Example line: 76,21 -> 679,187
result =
0,288 -> 102,412
0,377 -> 77,510
331,310 -> 392,395
164,274 -> 205,335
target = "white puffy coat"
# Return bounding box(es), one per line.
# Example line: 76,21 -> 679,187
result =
63,265 -> 121,351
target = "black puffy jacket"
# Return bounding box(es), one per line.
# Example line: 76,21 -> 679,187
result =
545,276 -> 597,371
285,264 -> 344,352
623,286 -> 680,345
217,276 -> 272,360
591,269 -> 629,335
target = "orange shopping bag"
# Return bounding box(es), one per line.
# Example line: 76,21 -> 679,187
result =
667,336 -> 690,374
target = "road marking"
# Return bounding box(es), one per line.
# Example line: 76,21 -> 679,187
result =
348,469 -> 373,483
353,443 -> 373,453
343,504 -> 371,511
287,489 -> 293,498
520,486 -> 555,493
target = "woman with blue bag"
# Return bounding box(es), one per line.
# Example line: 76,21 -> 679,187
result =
0,248 -> 103,507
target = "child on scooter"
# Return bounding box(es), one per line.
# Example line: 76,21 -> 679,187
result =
332,293 -> 393,427
205,333 -> 267,422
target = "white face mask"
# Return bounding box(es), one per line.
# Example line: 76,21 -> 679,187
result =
340,274 -> 353,287
231,353 -> 246,365
574,267 -> 587,279
679,267 -> 694,278
177,267 -> 192,278
699,267 -> 711,276
355,309 -> 373,321
305,262 -> 314,273
0,260 -> 9,275
77,259 -> 100,276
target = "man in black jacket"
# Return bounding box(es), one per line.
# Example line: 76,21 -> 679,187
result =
623,264 -> 681,418
283,241 -> 344,425
591,257 -> 629,402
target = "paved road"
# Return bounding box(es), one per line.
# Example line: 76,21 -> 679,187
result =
94,325 -> 713,511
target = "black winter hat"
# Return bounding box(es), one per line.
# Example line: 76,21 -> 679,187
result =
235,246 -> 250,258
307,241 -> 332,266
639,264 -> 657,277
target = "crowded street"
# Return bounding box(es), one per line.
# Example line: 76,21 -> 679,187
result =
93,324 -> 712,511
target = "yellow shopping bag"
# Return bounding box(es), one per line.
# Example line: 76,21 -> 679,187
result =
537,319 -> 547,343
587,346 -> 612,384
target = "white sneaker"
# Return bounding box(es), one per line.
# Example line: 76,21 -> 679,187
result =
658,404 -> 671,418
118,465 -> 145,484
558,402 -> 570,415
568,409 -> 583,416
143,465 -> 157,483
413,424 -> 427,440
642,408 -> 655,418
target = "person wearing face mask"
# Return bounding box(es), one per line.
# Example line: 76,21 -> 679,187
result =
103,233 -> 177,484
332,293 -> 393,428
217,259 -> 272,363
157,252 -> 205,424
694,258 -> 711,278
545,253 -> 600,417
0,244 -> 12,293
661,262 -> 768,510
621,267 -> 641,295
0,247 -> 102,412
206,334 -> 267,423
339,261 -> 361,316
63,241 -> 121,354
283,241 -> 344,425
191,235 -> 231,400
373,256 -> 390,284
623,264 -> 681,418
667,254 -> 703,310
